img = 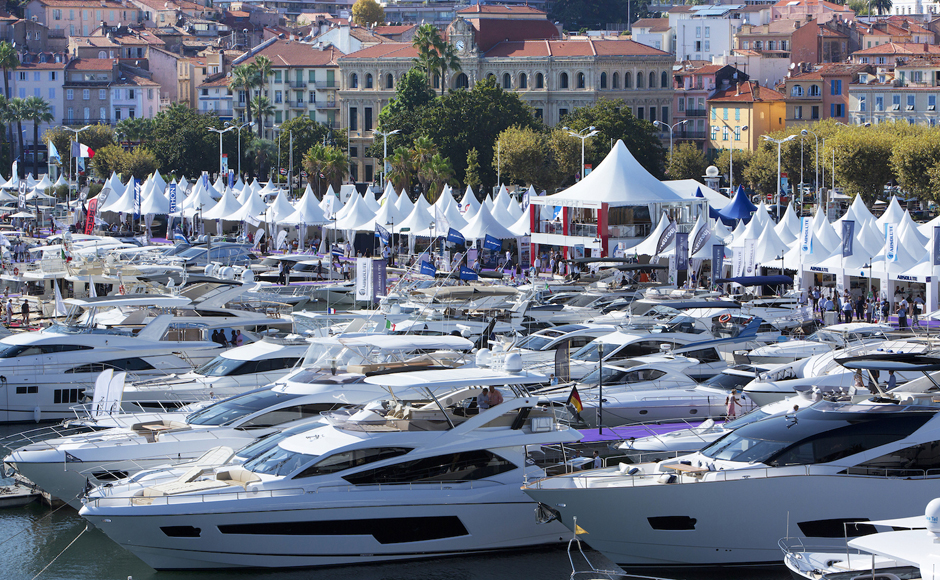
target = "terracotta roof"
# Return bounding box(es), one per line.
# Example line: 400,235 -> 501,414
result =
240,39 -> 341,67
852,42 -> 940,56
17,61 -> 67,70
457,5 -> 546,15
348,26 -> 387,43
885,16 -> 932,35
737,20 -> 800,35
675,62 -> 724,75
374,25 -> 415,35
72,36 -> 118,48
668,5 -> 693,12
483,38 -> 670,58
709,81 -> 785,102
468,18 -> 560,52
632,17 -> 670,33
116,72 -> 159,86
341,42 -> 418,59
65,58 -> 117,70
772,0 -> 851,9
198,73 -> 231,87
133,0 -> 202,10
818,27 -> 847,38
34,0 -> 123,6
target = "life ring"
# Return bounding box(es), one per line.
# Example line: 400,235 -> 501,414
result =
13,267 -> 18,276
719,314 -> 732,323
118,284 -> 126,295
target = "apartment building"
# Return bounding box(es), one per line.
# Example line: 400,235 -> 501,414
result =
783,63 -> 869,125
849,57 -> 940,126
24,0 -> 139,36
708,80 -> 786,151
673,63 -> 747,151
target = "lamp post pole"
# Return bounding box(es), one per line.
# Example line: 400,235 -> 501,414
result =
653,119 -> 688,159
227,120 -> 254,178
802,128 -> 819,210
728,125 -> 749,195
763,134 -> 796,221
62,124 -> 92,224
374,128 -> 400,187
564,126 -> 599,181
207,125 -> 235,179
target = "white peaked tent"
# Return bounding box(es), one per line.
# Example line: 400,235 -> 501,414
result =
460,186 -> 481,217
628,212 -> 672,256
325,190 -> 374,230
266,190 -> 298,223
752,202 -> 772,229
99,179 -> 135,213
333,189 -> 357,220
729,219 -> 748,244
431,193 -> 468,232
897,210 -> 929,247
395,189 -> 414,219
212,175 -> 226,194
139,182 -> 170,215
713,217 -> 733,241
489,195 -> 515,227
753,223 -> 790,266
869,236 -> 922,277
917,213 -> 940,238
378,182 -> 396,206
509,205 -> 531,237
177,177 -> 190,194
397,201 -> 434,234
484,195 -> 495,212
783,225 -> 836,269
233,176 -> 245,191
32,174 -> 54,191
730,212 -> 765,247
54,174 -> 68,188
202,186 -> 241,220
460,200 -> 518,241
837,194 -> 877,228
494,185 -> 512,212
152,170 -> 167,192
25,174 -> 37,188
775,203 -> 801,244
260,180 -> 277,194
815,213 -> 844,253
504,196 -> 523,223
227,188 -> 267,223
283,186 -> 329,226
362,190 -> 381,214
876,196 -> 905,230
179,181 -> 216,217
236,183 -> 255,204
319,185 -> 338,216
361,193 -> 405,232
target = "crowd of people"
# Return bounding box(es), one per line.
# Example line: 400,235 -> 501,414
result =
806,286 -> 925,328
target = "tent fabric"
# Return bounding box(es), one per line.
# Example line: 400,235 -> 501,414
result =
782,226 -> 836,269
814,215 -> 844,253
730,211 -> 765,247
504,197 -> 523,223
494,185 -> 512,212
397,201 -> 434,234
459,201 -> 519,241
547,140 -> 684,206
226,188 -> 267,222
751,202 -> 772,230
202,185 -> 241,220
897,210 -> 929,247
32,175 -> 54,191
432,193 -> 468,232
775,203 -> 801,244
627,212 -> 672,256
54,174 -> 68,188
460,185 -> 480,216
362,190 -> 381,213
395,189 -> 414,219
508,205 -> 531,237
139,180 -> 170,215
876,195 -> 905,230
266,190 -> 298,223
99,179 -> 136,213
282,186 -> 328,226
717,187 -> 757,222
359,192 -> 405,232
728,218 -> 748,244
324,190 -> 375,230
753,222 -> 790,265
664,180 -> 731,209
712,217 -> 733,241
715,275 -> 792,285
917,213 -> 940,238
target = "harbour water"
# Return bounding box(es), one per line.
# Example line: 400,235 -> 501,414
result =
0,426 -> 787,580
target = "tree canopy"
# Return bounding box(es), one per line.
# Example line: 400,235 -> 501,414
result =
351,0 -> 384,26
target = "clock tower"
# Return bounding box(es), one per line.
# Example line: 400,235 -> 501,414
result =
448,16 -> 476,57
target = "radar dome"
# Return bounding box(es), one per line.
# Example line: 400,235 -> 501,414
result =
504,352 -> 523,373
927,498 -> 940,542
706,165 -> 720,177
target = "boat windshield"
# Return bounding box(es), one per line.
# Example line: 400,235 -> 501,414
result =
302,343 -> 369,368
580,362 -> 642,385
805,331 -> 844,345
195,356 -> 247,377
701,372 -> 754,391
186,389 -> 300,426
242,445 -> 317,476
654,315 -> 709,335
700,407 -> 931,465
235,423 -> 316,461
515,335 -> 554,351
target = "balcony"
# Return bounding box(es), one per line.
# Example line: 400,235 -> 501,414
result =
62,118 -> 111,126
676,131 -> 707,139
288,80 -> 307,89
288,100 -> 306,110
683,109 -> 708,117
314,101 -> 339,109
313,81 -> 339,89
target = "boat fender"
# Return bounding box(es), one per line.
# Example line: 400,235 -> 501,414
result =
119,284 -> 126,295
33,406 -> 40,423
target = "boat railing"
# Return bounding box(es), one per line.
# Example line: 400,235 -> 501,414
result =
0,422 -> 94,453
310,480 -> 501,494
75,452 -> 213,482
85,486 -> 307,508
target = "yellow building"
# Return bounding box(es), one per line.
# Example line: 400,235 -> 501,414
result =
707,80 -> 786,151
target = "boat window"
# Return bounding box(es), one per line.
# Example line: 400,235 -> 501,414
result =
610,341 -> 667,361
847,442 -> 940,477
622,369 -> 667,383
701,372 -> 753,391
342,450 -> 517,485
294,447 -> 412,478
195,356 -> 246,376
235,428 -> 306,460
196,356 -> 300,377
516,335 -> 553,351
0,343 -> 92,358
656,316 -> 708,335
701,408 -> 932,465
65,357 -> 156,373
677,347 -> 722,364
186,389 -> 298,426
580,367 -> 630,385
242,445 -> 317,476
236,403 -> 341,429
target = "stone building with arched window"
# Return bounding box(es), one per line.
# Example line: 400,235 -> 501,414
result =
338,5 -> 674,183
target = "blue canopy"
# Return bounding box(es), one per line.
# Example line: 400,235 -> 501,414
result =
694,186 -> 724,221
717,185 -> 757,223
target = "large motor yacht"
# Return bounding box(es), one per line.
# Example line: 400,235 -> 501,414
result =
524,400 -> 940,567
78,384 -> 579,570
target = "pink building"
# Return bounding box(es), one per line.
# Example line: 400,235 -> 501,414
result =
672,62 -> 747,152
772,0 -> 855,24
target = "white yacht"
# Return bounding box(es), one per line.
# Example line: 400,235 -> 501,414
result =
507,323 -> 618,366
524,401 -> 940,567
79,384 -> 578,570
747,323 -> 893,364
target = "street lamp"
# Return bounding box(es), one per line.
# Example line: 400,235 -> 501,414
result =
207,125 -> 236,178
728,125 -> 748,195
762,134 -> 796,221
374,128 -> 400,187
61,124 -> 92,220
563,126 -> 599,181
226,120 -> 254,177
800,128 -> 819,209
652,119 -> 688,158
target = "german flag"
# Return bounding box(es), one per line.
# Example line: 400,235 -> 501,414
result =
567,386 -> 583,413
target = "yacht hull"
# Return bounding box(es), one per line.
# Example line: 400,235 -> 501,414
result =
81,489 -> 570,569
524,473 -> 940,566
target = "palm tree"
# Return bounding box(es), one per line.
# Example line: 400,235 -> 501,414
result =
229,63 -> 258,127
872,0 -> 892,14
303,143 -> 329,195
412,24 -> 443,87
252,56 -> 273,103
427,153 -> 454,196
438,42 -> 461,96
8,98 -> 26,165
387,146 -> 412,194
24,96 -> 53,177
250,95 -> 274,139
251,139 -> 276,180
411,136 -> 437,197
0,42 -> 19,166
322,146 -> 347,191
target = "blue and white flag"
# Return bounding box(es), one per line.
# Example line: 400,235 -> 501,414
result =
133,178 -> 141,218
173,226 -> 186,243
841,220 -> 854,258
459,265 -> 478,281
655,220 -> 677,256
676,232 -> 689,272
483,234 -> 501,252
447,227 -> 465,245
375,223 -> 390,245
331,246 -> 344,257
168,183 -> 177,214
800,217 -> 813,254
228,170 -> 234,189
420,260 -> 436,277
48,140 -> 61,165
711,244 -> 724,284
886,223 -> 898,262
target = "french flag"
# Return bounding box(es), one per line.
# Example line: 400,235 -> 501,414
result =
327,307 -> 336,314
71,142 -> 94,158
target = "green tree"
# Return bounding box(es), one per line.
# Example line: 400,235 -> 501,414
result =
715,147 -> 753,192
0,42 -> 19,164
560,98 -> 666,179
274,115 -> 344,178
148,103 -> 230,178
24,96 -> 53,177
412,24 -> 443,86
42,126 -> 72,175
91,144 -> 126,179
8,97 -> 25,164
250,95 -> 274,139
871,0 -> 892,14
123,146 -> 160,180
251,139 -> 276,181
742,146 -> 778,196
437,42 -> 461,96
115,117 -> 155,143
667,142 -> 707,180
387,146 -> 413,195
368,68 -> 436,158
551,0 -> 631,31
80,123 -> 118,153
426,153 -> 454,195
545,128 -> 582,192
464,147 -> 482,192
891,131 -> 940,201
828,128 -> 895,202
494,126 -> 545,187
412,136 -> 439,198
229,64 -> 258,127
351,0 -> 384,26
303,143 -> 347,192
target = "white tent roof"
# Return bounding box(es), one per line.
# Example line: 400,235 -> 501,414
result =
508,205 -> 531,236
876,195 -> 905,230
460,185 -> 481,217
397,201 -> 434,235
26,189 -> 55,202
378,181 -> 395,205
663,179 -> 731,209
728,219 -> 747,244
753,222 -> 790,265
917,213 -> 940,238
494,184 -> 512,212
202,185 -> 241,220
282,185 -> 329,226
333,189 -> 357,220
265,189 -> 297,223
548,140 -> 684,206
395,189 -> 414,219
151,170 -> 166,192
177,176 -> 190,194
32,174 -> 54,191
504,197 -> 523,223
212,175 -> 226,194
837,194 -> 877,227
713,217 -> 733,241
752,201 -> 773,229
434,196 -> 468,232
359,193 -> 403,233
226,188 -> 267,222
730,212 -> 764,247
236,182 -> 255,204
813,208 -> 843,251
362,190 -> 381,214
178,180 -> 216,217
99,179 -> 136,213
139,180 -> 170,215
459,200 -> 520,241
325,190 -> 375,230
897,210 -> 929,247
628,212 -> 672,255
54,174 -> 68,188
782,227 -> 836,269
489,194 -> 515,226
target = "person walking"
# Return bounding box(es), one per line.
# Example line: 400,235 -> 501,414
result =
842,298 -> 853,324
20,300 -> 29,327
898,303 -> 908,329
